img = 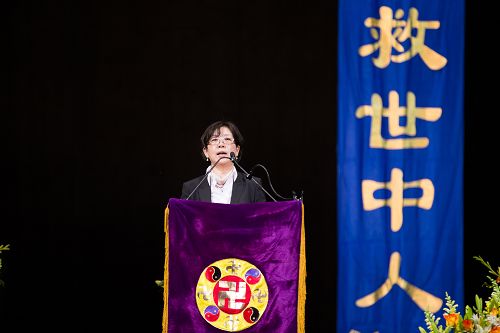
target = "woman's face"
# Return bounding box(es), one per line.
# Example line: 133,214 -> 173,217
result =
203,126 -> 240,166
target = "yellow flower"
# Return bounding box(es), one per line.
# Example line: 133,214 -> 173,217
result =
443,313 -> 459,327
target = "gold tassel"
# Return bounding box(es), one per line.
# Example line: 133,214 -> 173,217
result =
162,205 -> 170,333
297,203 -> 307,333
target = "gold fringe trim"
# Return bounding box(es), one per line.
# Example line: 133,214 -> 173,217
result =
162,205 -> 170,333
297,202 -> 306,333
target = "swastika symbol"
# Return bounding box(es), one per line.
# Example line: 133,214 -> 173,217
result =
214,276 -> 251,314
217,281 -> 247,310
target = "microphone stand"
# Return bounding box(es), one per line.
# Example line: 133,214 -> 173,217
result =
230,153 -> 277,202
185,156 -> 231,200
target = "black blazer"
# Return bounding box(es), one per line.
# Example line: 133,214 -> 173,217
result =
181,171 -> 267,203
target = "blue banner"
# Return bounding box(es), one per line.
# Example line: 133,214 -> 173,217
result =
337,1 -> 464,332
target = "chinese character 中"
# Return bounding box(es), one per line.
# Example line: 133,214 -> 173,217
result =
362,168 -> 434,232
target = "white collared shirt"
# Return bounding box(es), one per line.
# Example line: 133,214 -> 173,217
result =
206,166 -> 238,204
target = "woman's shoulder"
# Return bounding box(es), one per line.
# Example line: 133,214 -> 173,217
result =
180,174 -> 208,199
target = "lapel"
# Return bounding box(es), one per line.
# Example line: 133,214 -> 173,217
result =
198,179 -> 211,202
230,173 -> 244,204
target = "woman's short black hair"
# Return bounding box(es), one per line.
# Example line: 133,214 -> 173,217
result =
200,120 -> 244,159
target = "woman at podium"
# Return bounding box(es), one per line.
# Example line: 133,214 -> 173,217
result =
181,120 -> 267,204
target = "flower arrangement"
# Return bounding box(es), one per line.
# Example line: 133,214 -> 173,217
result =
0,244 -> 10,287
419,256 -> 500,333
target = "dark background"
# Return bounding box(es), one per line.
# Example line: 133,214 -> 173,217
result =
2,1 -> 497,332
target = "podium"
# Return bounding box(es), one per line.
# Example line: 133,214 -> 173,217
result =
162,198 -> 306,333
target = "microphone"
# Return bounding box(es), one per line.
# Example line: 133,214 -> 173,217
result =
229,152 -> 278,202
229,152 -> 238,163
185,156 -> 231,200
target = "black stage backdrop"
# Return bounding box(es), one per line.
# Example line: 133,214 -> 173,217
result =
2,1 -> 497,332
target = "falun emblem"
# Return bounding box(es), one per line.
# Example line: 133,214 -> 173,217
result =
195,258 -> 269,331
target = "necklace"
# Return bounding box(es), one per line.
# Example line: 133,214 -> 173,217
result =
213,170 -> 233,191
214,181 -> 226,190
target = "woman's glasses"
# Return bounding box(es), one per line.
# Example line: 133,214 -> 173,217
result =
208,137 -> 235,145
